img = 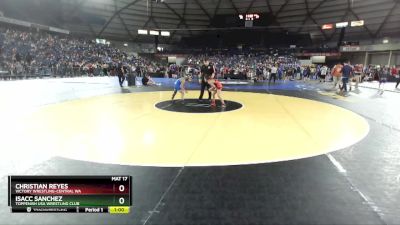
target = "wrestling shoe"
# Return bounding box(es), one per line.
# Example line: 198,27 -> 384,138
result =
210,100 -> 216,107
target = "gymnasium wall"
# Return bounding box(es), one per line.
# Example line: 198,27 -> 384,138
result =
392,52 -> 400,65
369,53 -> 391,66
342,51 -> 400,66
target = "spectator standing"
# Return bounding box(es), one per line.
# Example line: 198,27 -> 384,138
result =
319,65 -> 328,82
378,67 -> 389,95
341,61 -> 353,95
117,61 -> 125,87
391,66 -> 397,78
303,66 -> 311,81
353,64 -> 363,89
331,63 -> 343,90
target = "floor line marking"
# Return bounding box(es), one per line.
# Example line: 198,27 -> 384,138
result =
326,154 -> 387,225
327,154 -> 347,173
142,167 -> 184,225
350,180 -> 386,225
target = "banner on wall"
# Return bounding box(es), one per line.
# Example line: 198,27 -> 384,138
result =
311,56 -> 326,64
168,56 -> 177,64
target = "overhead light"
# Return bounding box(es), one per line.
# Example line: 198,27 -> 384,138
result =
383,39 -> 389,44
161,31 -> 170,36
138,29 -> 148,35
322,24 -> 333,30
149,30 -> 160,35
351,20 -> 364,27
336,22 -> 349,28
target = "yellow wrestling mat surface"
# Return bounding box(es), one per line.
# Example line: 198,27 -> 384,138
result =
1,91 -> 369,167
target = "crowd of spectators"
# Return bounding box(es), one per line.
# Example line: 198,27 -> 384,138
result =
0,26 -> 302,81
182,52 -> 300,81
1,26 -> 398,89
0,26 -> 164,78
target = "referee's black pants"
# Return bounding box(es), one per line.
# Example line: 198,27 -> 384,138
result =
199,80 -> 211,100
118,74 -> 125,87
269,73 -> 277,84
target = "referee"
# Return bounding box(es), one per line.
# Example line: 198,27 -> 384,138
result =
117,61 -> 125,87
199,58 -> 214,102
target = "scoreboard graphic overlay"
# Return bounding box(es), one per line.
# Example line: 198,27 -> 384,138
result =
8,176 -> 132,214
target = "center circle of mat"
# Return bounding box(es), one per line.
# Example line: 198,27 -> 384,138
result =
4,91 -> 369,167
155,99 -> 243,113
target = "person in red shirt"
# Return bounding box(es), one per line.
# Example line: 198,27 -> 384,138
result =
391,66 -> 397,77
354,64 -> 363,89
390,66 -> 399,88
331,63 -> 343,91
394,66 -> 400,89
208,79 -> 226,107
